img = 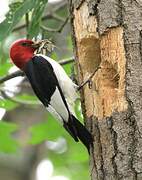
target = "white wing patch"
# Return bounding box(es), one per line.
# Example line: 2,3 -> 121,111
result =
46,105 -> 63,124
49,87 -> 69,122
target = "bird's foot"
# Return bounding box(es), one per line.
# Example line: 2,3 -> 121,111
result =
77,66 -> 101,91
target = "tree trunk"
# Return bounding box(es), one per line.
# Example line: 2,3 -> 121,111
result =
69,0 -> 142,179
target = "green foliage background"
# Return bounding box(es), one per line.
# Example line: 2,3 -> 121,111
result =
0,0 -> 90,179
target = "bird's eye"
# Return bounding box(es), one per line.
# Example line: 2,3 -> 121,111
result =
21,42 -> 29,46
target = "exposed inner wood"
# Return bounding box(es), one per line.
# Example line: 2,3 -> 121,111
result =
73,2 -> 127,119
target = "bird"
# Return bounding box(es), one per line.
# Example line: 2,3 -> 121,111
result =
10,39 -> 93,153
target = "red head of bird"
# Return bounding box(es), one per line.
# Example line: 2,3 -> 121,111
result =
10,39 -> 39,70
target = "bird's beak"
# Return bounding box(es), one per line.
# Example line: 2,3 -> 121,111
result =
31,42 -> 41,49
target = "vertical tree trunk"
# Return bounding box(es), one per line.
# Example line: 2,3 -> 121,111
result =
69,0 -> 142,179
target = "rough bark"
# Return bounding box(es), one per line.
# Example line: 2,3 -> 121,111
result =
69,0 -> 142,179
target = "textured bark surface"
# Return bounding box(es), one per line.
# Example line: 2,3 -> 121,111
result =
69,0 -> 142,179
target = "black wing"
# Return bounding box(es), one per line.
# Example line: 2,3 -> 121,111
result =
24,56 -> 58,106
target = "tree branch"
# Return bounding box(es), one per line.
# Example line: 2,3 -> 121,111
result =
12,1 -> 67,32
0,89 -> 40,105
59,56 -> 74,65
25,13 -> 29,38
0,71 -> 25,84
52,13 -> 65,22
0,57 -> 74,84
41,16 -> 69,33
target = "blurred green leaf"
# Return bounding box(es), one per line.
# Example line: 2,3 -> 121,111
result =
75,100 -> 84,122
28,0 -> 48,38
0,99 -> 18,110
29,114 -> 64,144
54,163 -> 89,180
51,52 -> 58,61
49,140 -> 89,179
17,94 -> 38,101
63,63 -> 72,75
68,143 -> 88,163
0,0 -> 37,41
56,6 -> 68,18
0,62 -> 12,76
29,121 -> 49,144
0,121 -> 18,153
44,18 -> 60,29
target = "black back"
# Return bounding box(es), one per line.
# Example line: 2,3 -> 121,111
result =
24,56 -> 58,106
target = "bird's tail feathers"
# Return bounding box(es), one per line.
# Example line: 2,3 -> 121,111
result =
64,115 -> 93,153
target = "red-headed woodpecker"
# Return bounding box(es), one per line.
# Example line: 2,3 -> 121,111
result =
10,39 -> 93,152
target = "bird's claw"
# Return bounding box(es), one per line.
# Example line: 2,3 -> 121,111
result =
77,66 -> 101,91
